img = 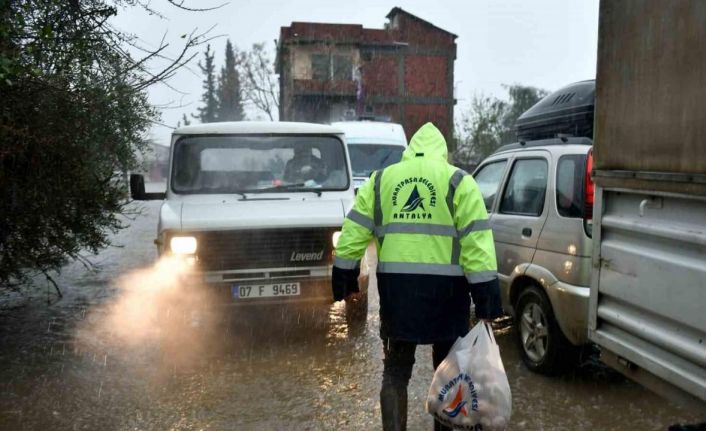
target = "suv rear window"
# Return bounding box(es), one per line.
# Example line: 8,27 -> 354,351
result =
556,154 -> 587,218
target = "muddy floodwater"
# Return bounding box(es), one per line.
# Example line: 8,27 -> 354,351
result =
1,202 -> 703,431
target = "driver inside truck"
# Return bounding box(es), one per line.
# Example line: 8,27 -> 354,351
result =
283,144 -> 326,183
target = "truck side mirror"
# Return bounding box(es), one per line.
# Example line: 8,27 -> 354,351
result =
130,174 -> 146,200
130,174 -> 166,200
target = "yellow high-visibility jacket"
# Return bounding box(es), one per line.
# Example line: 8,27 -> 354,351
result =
333,122 -> 502,343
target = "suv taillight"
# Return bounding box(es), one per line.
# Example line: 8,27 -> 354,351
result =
584,148 -> 594,220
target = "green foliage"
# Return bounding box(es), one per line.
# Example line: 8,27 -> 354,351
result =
454,84 -> 548,170
191,41 -> 279,122
216,40 -> 244,121
0,0 -> 157,289
499,84 -> 549,143
455,95 -> 507,169
194,44 -> 218,123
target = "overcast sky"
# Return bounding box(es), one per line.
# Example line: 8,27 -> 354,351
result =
112,0 -> 599,145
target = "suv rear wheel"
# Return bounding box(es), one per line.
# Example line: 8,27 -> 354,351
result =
515,285 -> 576,375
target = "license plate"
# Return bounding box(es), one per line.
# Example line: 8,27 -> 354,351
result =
232,282 -> 301,299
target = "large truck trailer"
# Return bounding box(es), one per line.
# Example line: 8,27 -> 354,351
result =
588,0 -> 706,409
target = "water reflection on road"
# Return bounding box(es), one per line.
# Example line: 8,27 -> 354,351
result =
0,202 -> 702,430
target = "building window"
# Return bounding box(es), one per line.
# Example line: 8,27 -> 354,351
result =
311,54 -> 329,81
310,53 -> 353,81
333,55 -> 352,80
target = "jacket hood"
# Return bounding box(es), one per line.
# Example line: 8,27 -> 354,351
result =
402,122 -> 448,161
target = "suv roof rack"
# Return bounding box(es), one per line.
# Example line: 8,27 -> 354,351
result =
494,136 -> 592,154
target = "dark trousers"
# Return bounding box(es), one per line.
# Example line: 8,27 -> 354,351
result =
380,338 -> 454,431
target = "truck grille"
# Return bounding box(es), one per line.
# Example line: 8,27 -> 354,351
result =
192,227 -> 337,272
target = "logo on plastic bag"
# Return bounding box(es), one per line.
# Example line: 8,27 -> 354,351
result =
438,373 -> 479,418
443,384 -> 468,417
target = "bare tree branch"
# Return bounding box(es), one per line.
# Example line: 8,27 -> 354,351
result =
43,273 -> 63,299
148,118 -> 178,129
237,43 -> 279,120
166,0 -> 229,12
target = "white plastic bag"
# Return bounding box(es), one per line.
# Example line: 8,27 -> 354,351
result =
426,322 -> 512,430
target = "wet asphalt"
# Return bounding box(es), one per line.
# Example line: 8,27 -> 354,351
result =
0,201 -> 703,431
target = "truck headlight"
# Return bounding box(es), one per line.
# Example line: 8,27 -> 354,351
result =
170,236 -> 197,254
332,231 -> 342,248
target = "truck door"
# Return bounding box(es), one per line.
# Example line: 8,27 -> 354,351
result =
491,153 -> 550,283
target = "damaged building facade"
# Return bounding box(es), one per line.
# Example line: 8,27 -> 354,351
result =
276,7 -> 457,142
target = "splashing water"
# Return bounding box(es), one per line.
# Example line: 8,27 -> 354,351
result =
96,255 -> 196,345
73,254 -> 227,376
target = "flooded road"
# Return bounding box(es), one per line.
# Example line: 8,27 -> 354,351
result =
1,202 -> 703,430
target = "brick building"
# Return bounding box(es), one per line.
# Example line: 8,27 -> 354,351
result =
276,7 -> 457,143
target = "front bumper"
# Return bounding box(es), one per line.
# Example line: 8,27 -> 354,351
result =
216,276 -> 333,306
181,272 -> 334,307
174,253 -> 370,308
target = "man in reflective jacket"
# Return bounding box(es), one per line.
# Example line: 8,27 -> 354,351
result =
332,122 -> 502,431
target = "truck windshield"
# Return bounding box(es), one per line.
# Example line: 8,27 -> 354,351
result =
171,135 -> 349,194
348,144 -> 404,177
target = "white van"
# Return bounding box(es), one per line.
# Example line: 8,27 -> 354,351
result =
331,121 -> 407,189
129,121 -> 368,319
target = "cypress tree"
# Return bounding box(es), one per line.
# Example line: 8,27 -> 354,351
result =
195,44 -> 218,123
216,40 -> 245,121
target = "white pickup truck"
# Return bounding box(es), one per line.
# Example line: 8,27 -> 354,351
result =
130,121 -> 367,318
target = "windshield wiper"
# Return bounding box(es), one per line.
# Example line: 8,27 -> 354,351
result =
200,187 -> 249,200
253,183 -> 322,197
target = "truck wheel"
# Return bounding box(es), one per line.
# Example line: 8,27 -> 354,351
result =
515,285 -> 576,375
